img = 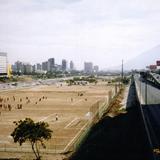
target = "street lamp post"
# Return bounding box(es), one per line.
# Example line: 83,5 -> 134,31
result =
121,59 -> 124,82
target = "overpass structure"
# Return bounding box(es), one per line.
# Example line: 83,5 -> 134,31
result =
140,71 -> 160,88
134,74 -> 160,160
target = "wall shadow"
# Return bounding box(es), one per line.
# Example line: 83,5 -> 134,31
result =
70,81 -> 154,160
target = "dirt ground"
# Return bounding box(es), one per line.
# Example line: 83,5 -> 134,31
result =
0,81 -> 114,160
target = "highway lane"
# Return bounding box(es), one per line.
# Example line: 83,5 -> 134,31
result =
0,77 -> 75,92
135,74 -> 160,105
70,80 -> 154,160
135,74 -> 160,159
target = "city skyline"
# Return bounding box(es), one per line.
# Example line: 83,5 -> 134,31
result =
12,57 -> 99,73
1,0 -> 160,69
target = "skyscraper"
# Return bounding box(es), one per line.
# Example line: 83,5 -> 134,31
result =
42,61 -> 48,71
84,62 -> 93,73
23,63 -> 32,74
0,52 -> 7,75
93,65 -> 99,73
36,63 -> 42,71
70,61 -> 74,70
48,58 -> 55,72
62,59 -> 67,71
14,61 -> 24,73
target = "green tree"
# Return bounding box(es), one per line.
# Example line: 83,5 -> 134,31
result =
11,118 -> 53,160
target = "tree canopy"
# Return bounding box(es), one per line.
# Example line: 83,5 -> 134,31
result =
11,118 -> 53,160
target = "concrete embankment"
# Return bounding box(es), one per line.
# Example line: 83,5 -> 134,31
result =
70,81 -> 154,160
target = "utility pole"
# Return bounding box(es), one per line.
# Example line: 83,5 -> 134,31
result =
122,59 -> 124,82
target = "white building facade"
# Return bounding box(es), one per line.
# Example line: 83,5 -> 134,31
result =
0,52 -> 7,75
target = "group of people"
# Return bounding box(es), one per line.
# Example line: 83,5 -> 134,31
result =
0,96 -> 14,115
70,92 -> 88,103
35,96 -> 47,105
0,95 -> 48,115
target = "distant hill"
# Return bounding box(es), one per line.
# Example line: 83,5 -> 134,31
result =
124,45 -> 160,70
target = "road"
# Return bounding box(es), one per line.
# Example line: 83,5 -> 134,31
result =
135,74 -> 160,159
0,77 -> 74,92
134,74 -> 160,104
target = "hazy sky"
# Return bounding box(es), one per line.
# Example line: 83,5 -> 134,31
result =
1,0 -> 160,69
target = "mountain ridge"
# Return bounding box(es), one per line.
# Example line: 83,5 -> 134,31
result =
106,45 -> 160,71
124,45 -> 160,70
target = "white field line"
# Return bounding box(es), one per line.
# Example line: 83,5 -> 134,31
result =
39,114 -> 55,122
63,122 -> 88,152
64,118 -> 78,129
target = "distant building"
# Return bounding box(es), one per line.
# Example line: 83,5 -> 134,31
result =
12,64 -> 17,73
12,61 -> 32,74
42,61 -> 48,71
84,62 -> 93,73
32,65 -> 36,73
23,63 -> 32,74
55,64 -> 62,71
33,64 -> 46,74
149,65 -> 157,71
70,61 -> 74,70
36,63 -> 42,71
0,52 -> 7,76
13,61 -> 24,73
62,59 -> 67,71
93,65 -> 99,73
156,60 -> 160,69
48,58 -> 55,72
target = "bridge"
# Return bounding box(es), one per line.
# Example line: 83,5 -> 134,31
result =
139,71 -> 160,89
134,74 -> 160,160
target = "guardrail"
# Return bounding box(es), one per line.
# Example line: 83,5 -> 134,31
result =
149,73 -> 160,86
0,84 -> 122,157
134,75 -> 157,160
63,84 -> 122,154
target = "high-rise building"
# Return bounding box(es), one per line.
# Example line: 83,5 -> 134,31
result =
84,62 -> 93,73
42,61 -> 48,71
32,65 -> 36,73
23,63 -> 32,74
0,52 -> 7,75
70,61 -> 74,70
14,61 -> 24,73
12,61 -> 32,74
93,65 -> 99,73
48,58 -> 55,72
36,63 -> 42,71
62,59 -> 67,71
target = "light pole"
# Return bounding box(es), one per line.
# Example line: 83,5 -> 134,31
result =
121,59 -> 124,82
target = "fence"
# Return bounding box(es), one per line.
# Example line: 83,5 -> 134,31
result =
63,83 -> 122,153
0,84 -> 122,155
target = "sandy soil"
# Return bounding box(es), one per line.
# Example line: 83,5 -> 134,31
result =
0,81 -> 114,160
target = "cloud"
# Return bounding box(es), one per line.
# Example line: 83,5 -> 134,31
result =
0,0 -> 160,69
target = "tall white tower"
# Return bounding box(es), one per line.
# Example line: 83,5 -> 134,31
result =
0,52 -> 7,75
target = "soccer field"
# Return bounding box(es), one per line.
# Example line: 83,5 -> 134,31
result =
0,82 -> 115,158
